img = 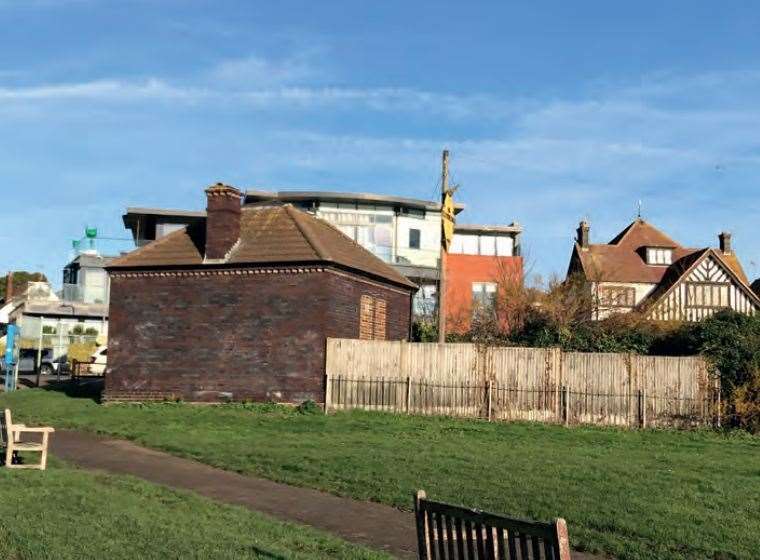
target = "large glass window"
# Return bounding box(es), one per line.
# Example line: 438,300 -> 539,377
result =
451,233 -> 515,256
320,211 -> 394,262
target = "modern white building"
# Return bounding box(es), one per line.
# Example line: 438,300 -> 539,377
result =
122,188 -> 524,322
62,253 -> 116,305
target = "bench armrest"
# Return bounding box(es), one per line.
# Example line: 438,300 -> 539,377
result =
13,426 -> 55,434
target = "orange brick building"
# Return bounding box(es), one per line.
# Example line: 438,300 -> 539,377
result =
444,224 -> 523,333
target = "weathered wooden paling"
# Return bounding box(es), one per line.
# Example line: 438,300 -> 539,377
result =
326,339 -> 719,428
414,490 -> 571,560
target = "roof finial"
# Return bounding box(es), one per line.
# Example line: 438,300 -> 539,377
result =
637,199 -> 643,220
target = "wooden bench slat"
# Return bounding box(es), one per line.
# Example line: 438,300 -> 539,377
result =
426,509 -> 438,560
488,525 -> 499,560
507,530 -> 519,560
519,533 -> 530,560
497,527 -> 507,560
475,522 -> 486,559
531,536 -> 542,559
465,519 -> 476,560
455,517 -> 466,560
435,512 -> 447,560
445,513 -> 456,560
543,537 -> 555,560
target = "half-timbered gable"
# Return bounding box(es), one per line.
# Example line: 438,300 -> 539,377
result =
647,251 -> 760,321
567,218 -> 759,322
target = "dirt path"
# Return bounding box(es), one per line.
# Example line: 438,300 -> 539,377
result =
51,430 -> 607,559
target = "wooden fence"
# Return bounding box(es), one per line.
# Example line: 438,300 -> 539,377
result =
324,339 -> 720,428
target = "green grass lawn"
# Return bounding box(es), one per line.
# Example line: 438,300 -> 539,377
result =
2,386 -> 760,560
0,459 -> 389,560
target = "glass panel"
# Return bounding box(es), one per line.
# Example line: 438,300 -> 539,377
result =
479,236 -> 496,256
460,235 -> 479,255
409,228 -> 421,249
496,236 -> 513,256
450,234 -> 464,254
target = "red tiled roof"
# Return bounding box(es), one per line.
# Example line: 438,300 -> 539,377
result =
109,204 -> 416,289
572,219 -> 749,285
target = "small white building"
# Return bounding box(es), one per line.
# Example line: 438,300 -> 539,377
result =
567,219 -> 760,321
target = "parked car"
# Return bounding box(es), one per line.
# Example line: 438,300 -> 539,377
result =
0,348 -> 70,376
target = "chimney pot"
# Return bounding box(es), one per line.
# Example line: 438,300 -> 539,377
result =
4,271 -> 13,301
719,231 -> 733,254
204,184 -> 242,260
577,220 -> 590,249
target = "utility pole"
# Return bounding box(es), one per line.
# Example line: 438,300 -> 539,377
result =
438,150 -> 450,344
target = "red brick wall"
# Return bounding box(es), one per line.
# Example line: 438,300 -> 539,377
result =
324,271 -> 411,342
444,254 -> 523,333
105,267 -> 411,403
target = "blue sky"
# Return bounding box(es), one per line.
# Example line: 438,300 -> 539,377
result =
2,0 -> 760,286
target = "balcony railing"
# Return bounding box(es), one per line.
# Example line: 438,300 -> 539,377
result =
61,284 -> 109,305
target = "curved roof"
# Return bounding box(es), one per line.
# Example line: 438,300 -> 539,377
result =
244,189 -> 465,214
109,204 -> 416,290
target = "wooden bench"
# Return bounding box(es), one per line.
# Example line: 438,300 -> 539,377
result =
414,490 -> 571,560
1,409 -> 55,470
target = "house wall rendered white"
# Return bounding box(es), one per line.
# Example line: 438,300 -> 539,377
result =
592,281 -> 657,319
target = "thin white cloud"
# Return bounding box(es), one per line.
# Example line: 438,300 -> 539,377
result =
0,79 -> 203,102
0,78 -> 526,119
209,51 -> 319,87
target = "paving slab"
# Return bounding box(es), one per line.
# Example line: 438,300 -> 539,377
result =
51,430 -> 607,560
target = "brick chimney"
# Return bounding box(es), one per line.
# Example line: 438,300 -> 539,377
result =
719,231 -> 733,255
576,220 -> 590,249
4,271 -> 13,301
204,183 -> 242,260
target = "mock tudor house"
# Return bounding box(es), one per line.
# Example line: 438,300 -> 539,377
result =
567,218 -> 760,321
105,184 -> 416,403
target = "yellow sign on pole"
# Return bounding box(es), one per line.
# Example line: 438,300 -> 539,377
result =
441,189 -> 456,251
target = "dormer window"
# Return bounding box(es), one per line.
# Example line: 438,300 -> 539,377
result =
646,247 -> 673,265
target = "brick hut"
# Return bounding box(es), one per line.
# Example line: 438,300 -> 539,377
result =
105,184 -> 416,403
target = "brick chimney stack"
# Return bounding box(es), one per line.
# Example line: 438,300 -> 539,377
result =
204,183 -> 242,260
4,271 -> 13,301
577,220 -> 590,249
719,231 -> 733,255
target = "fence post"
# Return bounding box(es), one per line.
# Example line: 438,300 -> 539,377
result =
487,380 -> 493,422
406,376 -> 412,414
563,385 -> 570,426
716,380 -> 722,429
638,389 -> 647,429
324,373 -> 331,414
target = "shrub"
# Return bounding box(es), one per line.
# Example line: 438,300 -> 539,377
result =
732,368 -> 760,432
296,400 -> 321,415
68,342 -> 97,363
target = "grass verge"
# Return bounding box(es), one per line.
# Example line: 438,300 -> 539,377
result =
2,386 -> 759,560
0,458 -> 390,560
